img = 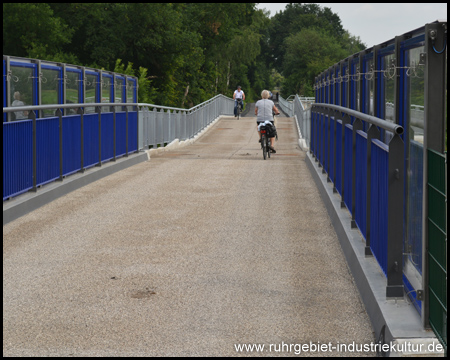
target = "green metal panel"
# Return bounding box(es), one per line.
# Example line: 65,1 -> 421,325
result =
427,149 -> 447,351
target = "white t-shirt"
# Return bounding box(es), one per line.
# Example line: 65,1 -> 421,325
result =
255,99 -> 275,123
234,89 -> 244,100
12,99 -> 27,120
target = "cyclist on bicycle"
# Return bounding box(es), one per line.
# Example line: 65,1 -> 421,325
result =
233,85 -> 245,117
255,89 -> 279,153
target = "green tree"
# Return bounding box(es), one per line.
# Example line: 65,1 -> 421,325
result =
3,3 -> 365,105
268,3 -> 345,70
282,28 -> 349,96
3,3 -> 73,59
114,59 -> 157,104
268,3 -> 366,97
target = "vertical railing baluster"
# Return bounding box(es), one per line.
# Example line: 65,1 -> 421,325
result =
56,108 -> 63,181
365,124 -> 380,255
351,118 -> 363,228
386,133 -> 405,298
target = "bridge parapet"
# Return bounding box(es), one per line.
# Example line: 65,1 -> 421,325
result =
3,59 -> 234,202
309,20 -> 447,353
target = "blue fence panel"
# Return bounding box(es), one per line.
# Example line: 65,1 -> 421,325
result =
335,120 -> 342,195
128,111 -> 138,152
370,139 -> 389,276
62,115 -> 81,176
3,120 -> 33,199
36,117 -> 60,186
83,113 -> 100,168
116,112 -> 127,157
101,112 -> 114,162
344,124 -> 353,212
355,130 -> 368,238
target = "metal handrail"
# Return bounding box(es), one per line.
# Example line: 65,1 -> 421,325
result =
3,102 -> 136,113
312,103 -> 404,135
2,94 -> 232,114
138,94 -> 230,113
311,102 -> 405,298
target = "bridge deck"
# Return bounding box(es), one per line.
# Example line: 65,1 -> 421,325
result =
3,113 -> 375,356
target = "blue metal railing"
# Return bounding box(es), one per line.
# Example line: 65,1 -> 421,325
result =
3,103 -> 139,200
3,95 -> 234,201
310,20 -> 447,348
311,103 -> 404,297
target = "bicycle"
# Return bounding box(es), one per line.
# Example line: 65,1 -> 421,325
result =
259,124 -> 270,160
258,113 -> 278,160
235,99 -> 243,119
259,122 -> 277,160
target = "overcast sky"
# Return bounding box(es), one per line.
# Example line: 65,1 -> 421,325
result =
256,3 -> 447,47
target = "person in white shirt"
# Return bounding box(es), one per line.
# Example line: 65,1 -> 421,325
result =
233,85 -> 245,117
11,91 -> 29,120
255,89 -> 280,153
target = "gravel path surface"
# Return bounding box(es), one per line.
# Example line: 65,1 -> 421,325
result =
3,114 -> 375,356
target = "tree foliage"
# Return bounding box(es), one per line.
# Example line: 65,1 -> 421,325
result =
268,3 -> 366,96
3,3 -> 368,103
3,3 -> 73,60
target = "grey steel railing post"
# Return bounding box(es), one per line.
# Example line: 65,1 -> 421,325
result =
144,106 -> 149,148
36,59 -> 42,119
136,105 -> 139,153
182,110 -> 186,141
315,109 -> 321,164
125,105 -> 129,157
319,109 -> 324,167
152,108 -> 157,147
30,110 -> 37,192
365,124 -> 380,255
176,110 -> 180,140
422,21 -> 447,328
78,107 -> 85,172
325,107 -> 331,178
157,108 -> 163,147
373,45 -> 381,118
310,108 -> 315,157
358,51 -> 364,113
96,106 -> 102,166
167,109 -> 171,144
351,117 -> 363,228
319,110 -> 324,167
386,133 -> 405,298
56,108 -> 63,180
112,105 -> 116,160
341,113 -> 351,209
332,109 -> 338,192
